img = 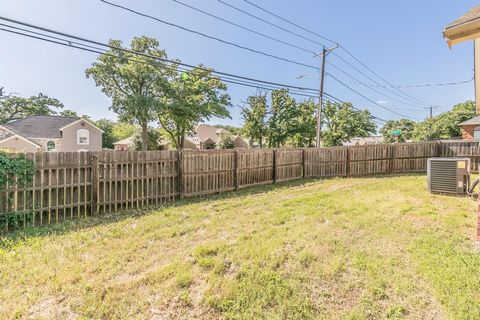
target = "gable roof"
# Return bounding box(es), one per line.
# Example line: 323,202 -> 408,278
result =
459,115 -> 480,126
4,115 -> 80,139
444,5 -> 480,46
113,136 -> 135,146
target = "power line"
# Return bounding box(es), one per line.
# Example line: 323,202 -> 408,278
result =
331,52 -> 429,107
326,61 -> 427,109
170,0 -> 425,113
0,16 -> 323,94
347,76 -> 474,89
171,0 -> 315,55
338,47 -> 432,105
0,19 -> 391,124
326,73 -> 419,120
217,0 -> 327,48
223,0 -> 432,106
98,0 -> 319,71
241,0 -> 338,45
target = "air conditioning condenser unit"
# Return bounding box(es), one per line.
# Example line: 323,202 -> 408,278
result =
427,158 -> 470,194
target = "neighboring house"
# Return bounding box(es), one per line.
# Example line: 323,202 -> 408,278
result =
343,136 -> 384,146
0,115 -> 103,152
459,116 -> 480,140
113,136 -> 135,151
444,6 -> 480,116
113,135 -> 170,151
184,124 -> 247,149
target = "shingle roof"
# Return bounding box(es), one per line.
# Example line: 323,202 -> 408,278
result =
459,115 -> 480,126
445,5 -> 480,30
3,115 -> 78,139
113,136 -> 135,146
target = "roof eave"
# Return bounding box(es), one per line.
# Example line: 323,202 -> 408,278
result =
444,19 -> 480,47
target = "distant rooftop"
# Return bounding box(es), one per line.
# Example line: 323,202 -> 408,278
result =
2,115 -> 78,139
459,115 -> 480,126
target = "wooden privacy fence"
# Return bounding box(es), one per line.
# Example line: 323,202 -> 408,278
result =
1,140 -> 479,230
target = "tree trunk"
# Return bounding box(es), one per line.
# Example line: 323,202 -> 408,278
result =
259,137 -> 263,149
141,122 -> 148,151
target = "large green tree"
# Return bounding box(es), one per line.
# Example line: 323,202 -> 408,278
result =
0,93 -> 64,124
241,93 -> 268,148
288,99 -> 317,147
413,101 -> 475,141
157,66 -> 230,149
380,119 -> 416,143
86,36 -> 173,150
322,101 -> 377,147
267,89 -> 298,148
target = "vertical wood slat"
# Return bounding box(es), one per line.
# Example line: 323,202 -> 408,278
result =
2,140 -> 480,231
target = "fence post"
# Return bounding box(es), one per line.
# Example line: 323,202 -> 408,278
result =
178,150 -> 183,199
234,149 -> 239,190
391,144 -> 396,174
91,152 -> 99,215
345,146 -> 350,177
302,148 -> 306,179
273,148 -> 277,184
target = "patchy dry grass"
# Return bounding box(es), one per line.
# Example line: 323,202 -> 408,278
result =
1,174 -> 479,319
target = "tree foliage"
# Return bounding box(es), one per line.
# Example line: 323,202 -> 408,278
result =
412,101 -> 475,141
241,93 -> 268,148
0,93 -> 64,124
321,101 -> 377,147
217,131 -> 235,149
0,151 -> 35,227
380,119 -> 416,143
288,99 -> 316,147
267,89 -> 298,148
157,67 -> 230,149
133,127 -> 164,151
86,36 -> 173,150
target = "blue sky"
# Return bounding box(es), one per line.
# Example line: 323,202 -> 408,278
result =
0,0 -> 478,126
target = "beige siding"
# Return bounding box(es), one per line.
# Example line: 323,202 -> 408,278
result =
60,120 -> 102,152
0,136 -> 40,152
29,138 -> 63,152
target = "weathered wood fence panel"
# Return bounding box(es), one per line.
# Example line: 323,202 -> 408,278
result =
276,148 -> 304,182
440,141 -> 480,171
181,150 -> 235,197
349,144 -> 393,176
304,147 -> 347,177
1,152 -> 93,229
2,141 -> 480,230
393,142 -> 439,173
96,151 -> 179,213
237,149 -> 274,189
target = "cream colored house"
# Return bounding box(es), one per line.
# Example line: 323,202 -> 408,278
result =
0,115 -> 103,152
184,124 -> 248,149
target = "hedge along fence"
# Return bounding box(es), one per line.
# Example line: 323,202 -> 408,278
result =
1,140 -> 479,230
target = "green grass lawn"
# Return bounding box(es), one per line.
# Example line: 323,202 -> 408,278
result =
1,174 -> 480,319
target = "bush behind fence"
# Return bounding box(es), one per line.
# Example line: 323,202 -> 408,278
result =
1,141 -> 479,230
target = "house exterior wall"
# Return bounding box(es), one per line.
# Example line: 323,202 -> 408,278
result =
0,136 -> 40,152
60,121 -> 102,152
30,138 -> 63,152
461,125 -> 477,140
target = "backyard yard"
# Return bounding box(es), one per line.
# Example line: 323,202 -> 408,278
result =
1,174 -> 479,319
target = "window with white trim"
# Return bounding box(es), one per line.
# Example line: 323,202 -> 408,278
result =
47,141 -> 56,152
77,129 -> 90,145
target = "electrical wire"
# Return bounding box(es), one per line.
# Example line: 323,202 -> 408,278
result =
98,0 -> 319,71
0,19 -> 393,125
326,73 -> 419,120
221,0 -> 433,106
172,0 -> 316,55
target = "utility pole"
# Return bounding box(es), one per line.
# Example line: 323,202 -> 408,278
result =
315,45 -> 338,148
424,105 -> 438,119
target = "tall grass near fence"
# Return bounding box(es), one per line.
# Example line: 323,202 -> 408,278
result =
1,141 -> 478,230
